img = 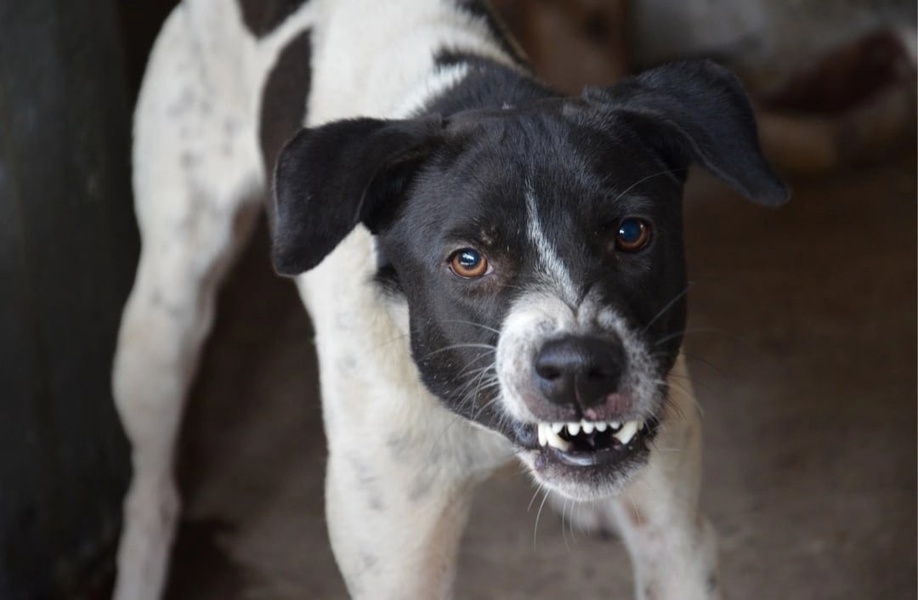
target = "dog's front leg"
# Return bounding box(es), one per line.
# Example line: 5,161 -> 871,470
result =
611,428 -> 722,600
320,376 -> 510,599
612,357 -> 722,600
325,450 -> 471,600
559,356 -> 722,600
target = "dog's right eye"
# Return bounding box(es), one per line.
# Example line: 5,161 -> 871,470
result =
448,248 -> 491,278
615,218 -> 652,252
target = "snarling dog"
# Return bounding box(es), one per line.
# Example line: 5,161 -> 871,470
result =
112,0 -> 788,598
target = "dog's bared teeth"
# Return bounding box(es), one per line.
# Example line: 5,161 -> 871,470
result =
613,420 -> 641,445
594,421 -> 608,432
551,423 -> 564,434
581,421 -> 595,434
567,422 -> 581,436
537,423 -> 548,447
542,424 -> 571,452
609,421 -> 621,430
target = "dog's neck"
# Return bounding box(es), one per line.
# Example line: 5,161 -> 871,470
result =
418,52 -> 556,118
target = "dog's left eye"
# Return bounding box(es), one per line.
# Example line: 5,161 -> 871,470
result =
448,248 -> 491,278
615,218 -> 652,252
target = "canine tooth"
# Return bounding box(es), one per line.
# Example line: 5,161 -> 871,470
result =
567,422 -> 581,436
595,422 -> 608,432
581,421 -> 594,434
538,423 -> 547,446
551,423 -> 564,434
613,420 -> 640,446
544,426 -> 571,452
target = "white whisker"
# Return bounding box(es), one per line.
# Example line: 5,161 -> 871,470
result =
533,488 -> 551,549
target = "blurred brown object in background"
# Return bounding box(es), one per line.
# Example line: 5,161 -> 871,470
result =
492,0 -> 629,93
759,29 -> 915,115
493,1 -> 916,176
755,28 -> 917,175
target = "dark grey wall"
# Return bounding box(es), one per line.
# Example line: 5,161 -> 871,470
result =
0,0 -> 138,597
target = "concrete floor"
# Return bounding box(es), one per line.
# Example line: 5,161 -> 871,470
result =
164,153 -> 916,600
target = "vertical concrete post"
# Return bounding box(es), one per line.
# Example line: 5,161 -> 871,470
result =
0,0 -> 137,596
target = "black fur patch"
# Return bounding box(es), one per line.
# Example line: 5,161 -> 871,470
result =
426,51 -> 547,115
259,29 -> 312,175
239,0 -> 309,38
272,117 -> 443,275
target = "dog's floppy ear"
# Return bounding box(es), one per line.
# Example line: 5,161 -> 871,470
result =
583,60 -> 789,206
272,116 -> 442,275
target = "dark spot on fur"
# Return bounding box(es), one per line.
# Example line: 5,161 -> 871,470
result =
409,473 -> 432,502
180,151 -> 201,169
385,434 -> 438,501
259,30 -> 312,176
348,457 -> 384,512
359,552 -> 378,573
626,503 -> 647,528
223,117 -> 241,136
387,434 -> 412,458
150,290 -> 181,317
166,87 -> 196,117
337,354 -> 357,374
238,0 -> 309,38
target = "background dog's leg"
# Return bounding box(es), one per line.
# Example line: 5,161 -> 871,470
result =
112,7 -> 262,599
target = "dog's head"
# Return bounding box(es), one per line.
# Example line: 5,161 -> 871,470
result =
272,61 -> 788,499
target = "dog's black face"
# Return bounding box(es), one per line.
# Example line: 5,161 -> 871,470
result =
373,107 -> 690,492
272,61 -> 788,499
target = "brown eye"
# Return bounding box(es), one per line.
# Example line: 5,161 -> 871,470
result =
615,218 -> 651,252
449,248 -> 490,278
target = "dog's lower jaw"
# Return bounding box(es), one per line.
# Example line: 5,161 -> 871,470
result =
510,416 -> 657,501
517,444 -> 650,502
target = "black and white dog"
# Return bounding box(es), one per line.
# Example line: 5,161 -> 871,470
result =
112,0 -> 788,598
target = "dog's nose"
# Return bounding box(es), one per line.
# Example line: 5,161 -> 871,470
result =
534,335 -> 626,408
